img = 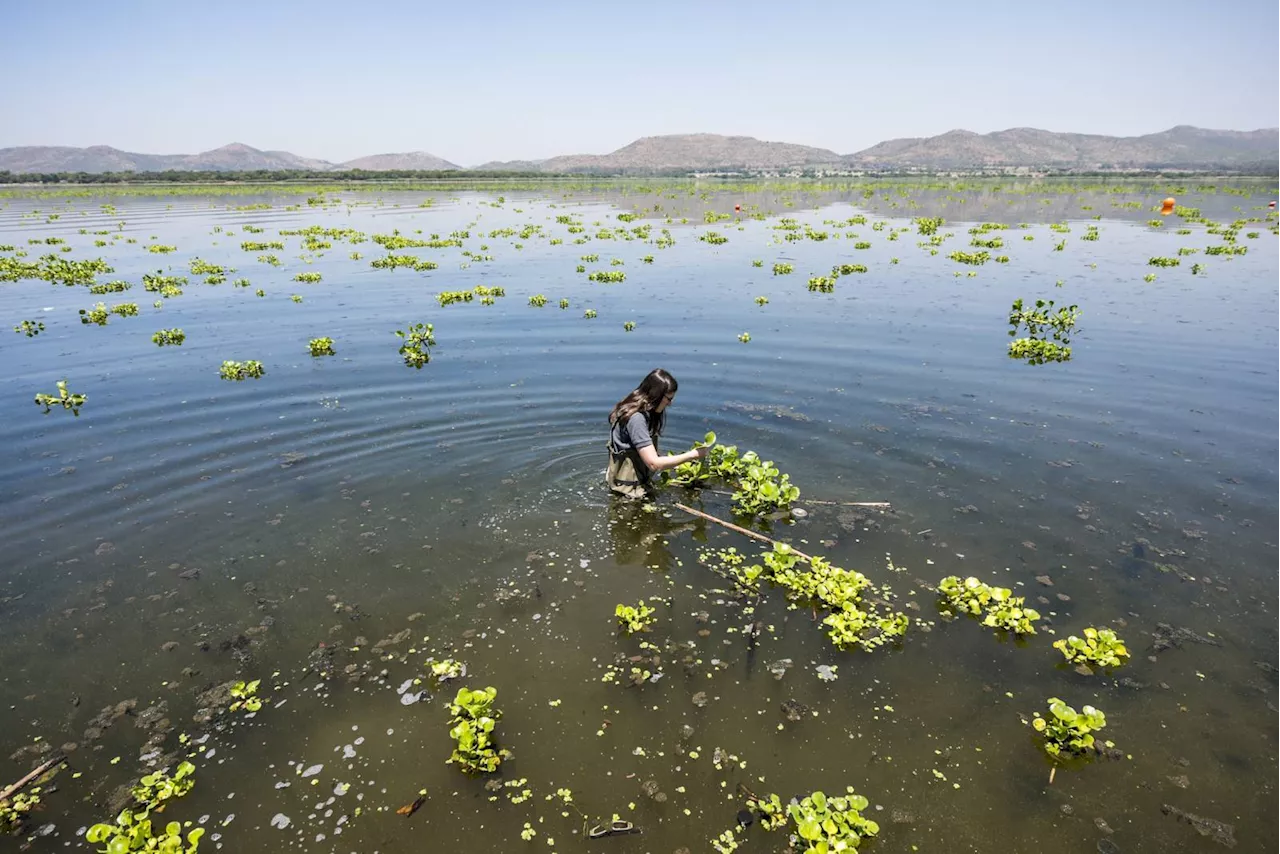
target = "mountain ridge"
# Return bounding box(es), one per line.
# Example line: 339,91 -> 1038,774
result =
0,126 -> 1274,175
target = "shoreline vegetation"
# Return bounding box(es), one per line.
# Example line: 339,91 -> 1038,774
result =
0,164 -> 1277,189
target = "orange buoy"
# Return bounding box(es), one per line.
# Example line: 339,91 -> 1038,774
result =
1269,201 -> 1276,209
1159,197 -> 1176,216
734,204 -> 741,212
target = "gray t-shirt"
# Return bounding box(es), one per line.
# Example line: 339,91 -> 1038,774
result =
610,411 -> 661,453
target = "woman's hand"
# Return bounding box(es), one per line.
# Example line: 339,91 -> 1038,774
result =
691,444 -> 712,460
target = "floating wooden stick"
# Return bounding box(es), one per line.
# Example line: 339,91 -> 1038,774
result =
0,753 -> 65,804
702,489 -> 889,508
674,503 -> 815,561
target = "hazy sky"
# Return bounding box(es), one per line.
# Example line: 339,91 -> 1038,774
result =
3,0 -> 1276,165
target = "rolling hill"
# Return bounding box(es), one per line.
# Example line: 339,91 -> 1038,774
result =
1,126 -> 1274,175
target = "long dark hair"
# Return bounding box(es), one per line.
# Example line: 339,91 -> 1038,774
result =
609,368 -> 677,439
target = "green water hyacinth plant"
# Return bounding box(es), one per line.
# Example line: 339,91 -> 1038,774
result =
623,321 -> 636,331
308,337 -> 335,357
437,290 -> 474,306
772,262 -> 794,275
1007,298 -> 1079,366
426,658 -> 465,683
732,456 -> 799,516
583,309 -> 597,319
738,331 -> 751,342
446,686 -> 509,774
755,296 -> 769,306
219,360 -> 265,381
132,761 -> 196,810
90,280 -> 131,294
588,270 -> 625,283
938,576 -> 1040,635
754,788 -> 880,851
1053,627 -> 1129,669
832,263 -> 868,276
152,328 -> 185,346
14,319 -> 44,337
914,216 -> 944,235
700,231 -> 729,245
558,298 -> 570,309
1031,697 -> 1108,757
615,601 -> 657,634
1147,256 -> 1180,267
35,380 -> 86,415
228,679 -> 262,712
86,811 -> 205,854
395,323 -> 435,368
528,294 -> 548,307
294,271 -> 322,283
807,276 -> 835,293
0,788 -> 42,833
948,250 -> 990,265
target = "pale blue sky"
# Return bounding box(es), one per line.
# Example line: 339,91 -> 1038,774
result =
3,0 -> 1276,165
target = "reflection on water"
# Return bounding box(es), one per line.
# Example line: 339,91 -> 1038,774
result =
0,180 -> 1275,854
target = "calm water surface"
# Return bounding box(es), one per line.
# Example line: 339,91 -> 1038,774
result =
0,181 -> 1275,854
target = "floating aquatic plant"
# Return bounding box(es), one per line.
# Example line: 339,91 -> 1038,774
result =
14,319 -> 44,337
1007,298 -> 1079,365
1031,697 -> 1108,757
395,323 -> 435,368
446,686 -> 509,774
34,379 -> 86,415
308,337 -> 335,357
615,601 -> 657,634
219,360 -> 265,381
1053,627 -> 1129,669
938,576 -> 1040,635
152,328 -> 185,346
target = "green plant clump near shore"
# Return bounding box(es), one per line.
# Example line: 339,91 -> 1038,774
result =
745,787 -> 880,851
0,788 -> 43,833
1031,697 -> 1108,757
86,761 -> 204,853
1053,627 -> 1129,668
938,575 -> 1040,635
219,360 -> 265,381
615,601 -> 657,634
446,686 -> 509,774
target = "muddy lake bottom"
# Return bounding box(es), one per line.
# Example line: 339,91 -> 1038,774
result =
0,180 -> 1275,853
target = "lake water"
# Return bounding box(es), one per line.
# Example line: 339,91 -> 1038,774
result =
0,180 -> 1275,854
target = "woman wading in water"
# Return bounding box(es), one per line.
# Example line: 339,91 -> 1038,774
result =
607,368 -> 712,499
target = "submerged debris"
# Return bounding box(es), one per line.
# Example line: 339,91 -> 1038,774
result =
1161,804 -> 1236,848
1151,623 -> 1221,654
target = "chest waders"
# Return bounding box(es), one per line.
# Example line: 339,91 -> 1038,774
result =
606,436 -> 652,499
